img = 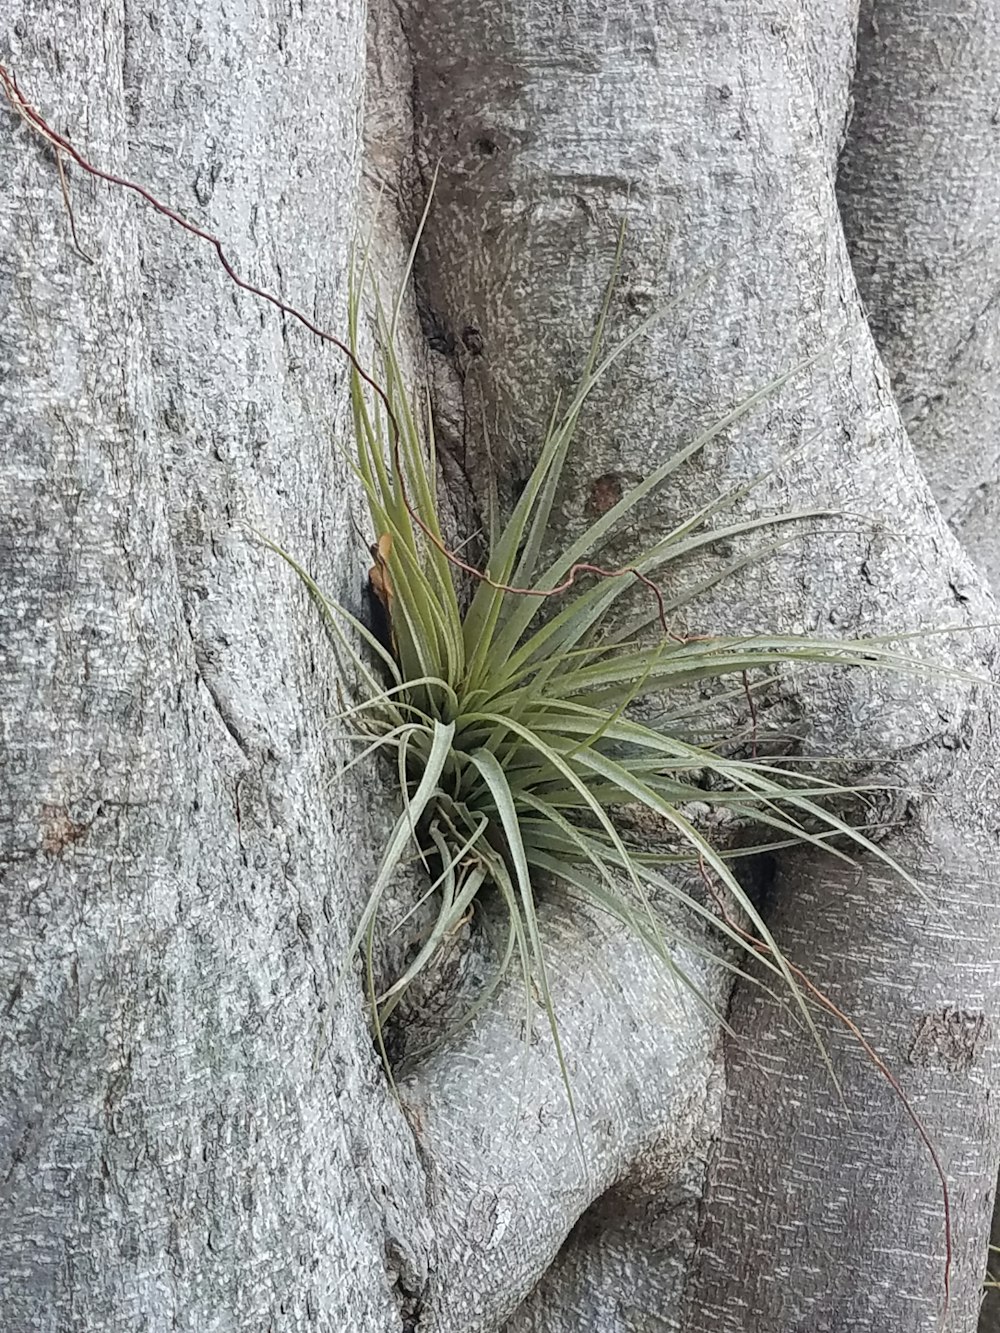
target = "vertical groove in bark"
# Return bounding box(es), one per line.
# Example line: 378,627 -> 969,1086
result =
981,1181 -> 1000,1333
838,0 -> 1000,588
801,0 -> 862,168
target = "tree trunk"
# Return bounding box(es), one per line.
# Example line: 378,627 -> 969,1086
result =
1,11 -> 427,1330
2,3 -> 998,1332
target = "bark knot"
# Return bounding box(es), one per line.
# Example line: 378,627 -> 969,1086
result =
907,1007 -> 989,1072
40,804 -> 90,855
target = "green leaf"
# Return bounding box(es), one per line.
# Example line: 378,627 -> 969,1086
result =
467,747 -> 585,1156
335,720 -> 456,996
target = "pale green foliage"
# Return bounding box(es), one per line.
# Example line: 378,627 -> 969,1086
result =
266,239 -> 939,1100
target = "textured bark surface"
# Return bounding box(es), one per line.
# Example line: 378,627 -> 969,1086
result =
0,11 -> 428,1331
402,1 -> 1000,1329
838,0 -> 1000,589
3,2 -> 1000,1332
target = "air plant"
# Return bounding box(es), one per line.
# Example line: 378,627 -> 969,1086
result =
0,65 -> 960,1307
264,230 -> 944,1102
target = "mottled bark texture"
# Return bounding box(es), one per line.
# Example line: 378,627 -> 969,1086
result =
402,1 -> 1000,1330
0,10 -> 428,1331
838,0 -> 1000,590
3,2 -> 1000,1332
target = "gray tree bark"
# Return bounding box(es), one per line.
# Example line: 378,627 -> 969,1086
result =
3,3 -> 999,1333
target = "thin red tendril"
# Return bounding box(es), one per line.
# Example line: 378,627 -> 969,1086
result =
0,64 -> 677,636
